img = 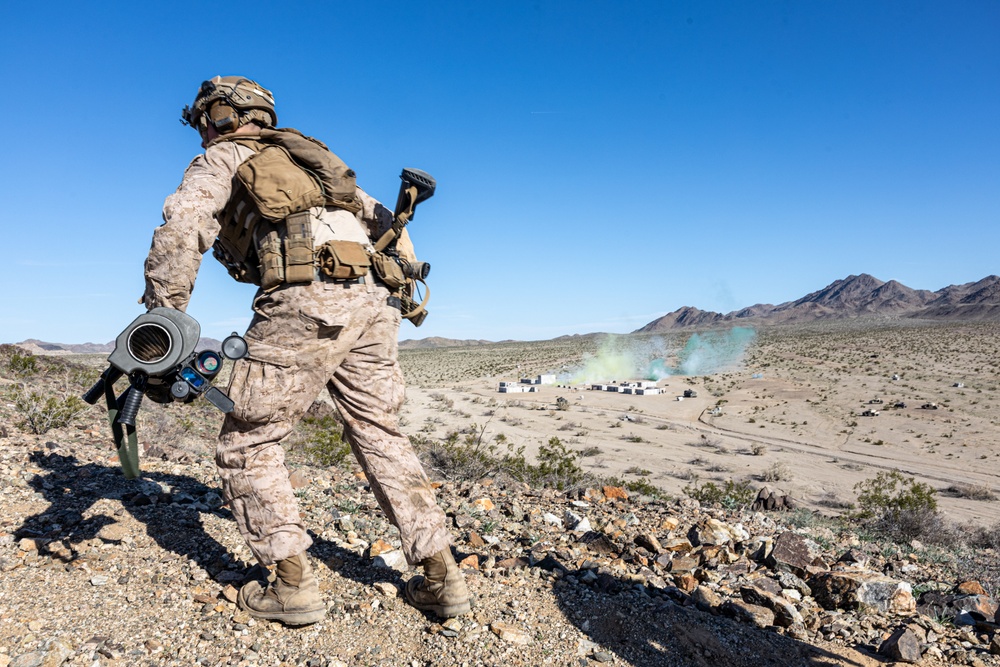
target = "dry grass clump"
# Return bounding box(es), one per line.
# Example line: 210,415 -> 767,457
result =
942,483 -> 996,501
760,462 -> 791,482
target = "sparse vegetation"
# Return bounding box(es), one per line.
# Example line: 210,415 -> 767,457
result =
848,470 -> 940,543
7,385 -> 86,435
683,478 -> 754,509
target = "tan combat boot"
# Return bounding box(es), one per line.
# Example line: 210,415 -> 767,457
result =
404,548 -> 471,618
237,552 -> 325,625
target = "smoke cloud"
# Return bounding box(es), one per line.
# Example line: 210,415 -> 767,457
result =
568,328 -> 756,383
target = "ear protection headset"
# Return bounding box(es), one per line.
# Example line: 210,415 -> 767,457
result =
206,100 -> 239,134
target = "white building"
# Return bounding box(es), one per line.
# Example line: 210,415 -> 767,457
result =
498,381 -> 534,393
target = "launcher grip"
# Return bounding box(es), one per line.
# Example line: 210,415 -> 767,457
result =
82,367 -> 123,405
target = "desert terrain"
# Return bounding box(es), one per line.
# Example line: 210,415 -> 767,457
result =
398,319 -> 1000,528
2,321 -> 1000,666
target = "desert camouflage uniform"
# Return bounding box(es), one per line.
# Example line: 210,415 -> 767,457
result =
143,137 -> 451,566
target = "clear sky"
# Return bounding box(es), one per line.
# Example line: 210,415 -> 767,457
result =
1,1 -> 997,345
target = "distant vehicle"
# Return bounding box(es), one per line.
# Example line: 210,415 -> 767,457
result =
920,403 -> 939,410
684,389 -> 698,398
893,402 -> 907,409
869,398 -> 883,404
861,409 -> 880,417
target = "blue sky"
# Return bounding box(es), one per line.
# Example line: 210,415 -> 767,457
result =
1,1 -> 997,344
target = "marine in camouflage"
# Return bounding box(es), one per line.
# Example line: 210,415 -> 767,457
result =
143,131 -> 451,567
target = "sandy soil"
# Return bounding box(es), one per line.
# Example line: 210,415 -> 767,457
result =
399,321 -> 1000,528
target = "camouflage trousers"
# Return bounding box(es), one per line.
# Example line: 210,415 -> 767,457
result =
217,278 -> 450,566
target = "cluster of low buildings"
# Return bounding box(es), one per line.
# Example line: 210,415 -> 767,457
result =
497,376 -> 670,396
588,381 -> 663,395
497,374 -> 556,393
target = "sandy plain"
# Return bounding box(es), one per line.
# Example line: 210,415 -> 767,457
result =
398,320 -> 1000,528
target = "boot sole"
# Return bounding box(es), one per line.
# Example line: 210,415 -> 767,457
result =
237,586 -> 326,626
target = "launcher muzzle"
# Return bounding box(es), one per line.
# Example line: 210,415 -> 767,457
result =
83,308 -> 248,478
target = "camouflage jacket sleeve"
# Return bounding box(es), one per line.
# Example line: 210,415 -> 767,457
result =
355,187 -> 417,263
142,143 -> 248,311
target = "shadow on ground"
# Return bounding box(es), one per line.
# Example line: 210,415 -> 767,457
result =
540,559 -> 884,667
14,451 -> 397,591
16,452 -> 883,665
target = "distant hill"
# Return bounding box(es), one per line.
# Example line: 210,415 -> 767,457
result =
16,338 -> 224,356
636,274 -> 1000,332
398,337 -> 497,350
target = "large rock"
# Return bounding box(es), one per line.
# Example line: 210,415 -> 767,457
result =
723,599 -> 775,628
739,585 -> 804,628
879,626 -> 923,663
810,571 -> 916,614
687,518 -> 748,547
766,531 -> 824,577
752,485 -> 796,511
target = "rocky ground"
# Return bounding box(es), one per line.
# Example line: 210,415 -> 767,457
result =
2,423 -> 1000,667
2,330 -> 1000,667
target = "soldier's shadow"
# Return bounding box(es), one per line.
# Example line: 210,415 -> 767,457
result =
15,451 -> 395,590
541,558 -> 882,667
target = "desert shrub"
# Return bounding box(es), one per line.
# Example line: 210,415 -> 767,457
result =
944,484 -> 996,501
761,462 -> 791,482
849,470 -> 940,543
416,429 -> 585,490
577,446 -> 602,457
683,478 -> 754,509
533,436 -> 584,490
8,385 -> 86,434
416,424 -> 540,485
605,475 -> 668,500
8,351 -> 39,376
295,414 -> 352,467
750,443 -> 767,456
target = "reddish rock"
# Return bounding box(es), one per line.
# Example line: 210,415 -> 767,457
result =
674,573 -> 699,593
367,539 -> 395,558
661,537 -> 693,552
472,497 -> 495,512
602,486 -> 629,501
957,581 -> 987,596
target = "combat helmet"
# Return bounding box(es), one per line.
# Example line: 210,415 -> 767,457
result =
181,76 -> 277,135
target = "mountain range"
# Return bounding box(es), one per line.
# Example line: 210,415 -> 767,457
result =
13,275 -> 1000,352
635,274 -> 1000,332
